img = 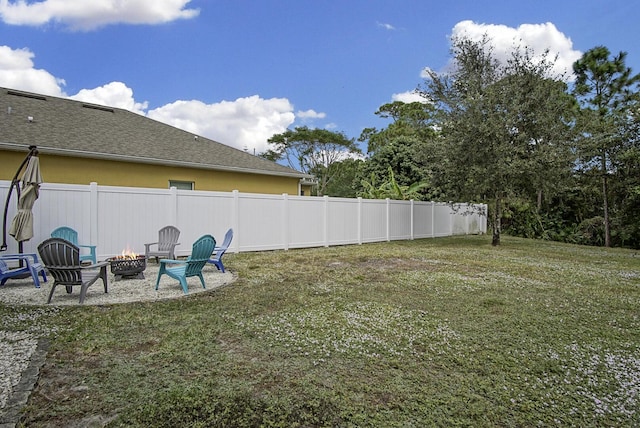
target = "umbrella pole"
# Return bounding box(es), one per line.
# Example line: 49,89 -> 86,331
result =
1,145 -> 38,253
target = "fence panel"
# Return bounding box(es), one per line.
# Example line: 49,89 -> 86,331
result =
327,197 -> 360,246
236,192 -> 285,252
413,202 -> 434,238
360,199 -> 388,243
175,189 -> 235,256
3,183 -> 93,255
287,196 -> 326,249
433,203 -> 454,237
97,185 -> 172,255
389,200 -> 412,241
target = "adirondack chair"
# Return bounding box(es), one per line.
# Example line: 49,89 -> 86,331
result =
208,228 -> 233,273
51,226 -> 97,264
38,238 -> 108,304
155,234 -> 216,294
144,225 -> 180,263
0,253 -> 47,288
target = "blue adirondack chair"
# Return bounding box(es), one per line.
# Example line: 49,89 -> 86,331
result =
51,226 -> 97,264
155,234 -> 216,294
0,253 -> 47,288
208,228 -> 233,273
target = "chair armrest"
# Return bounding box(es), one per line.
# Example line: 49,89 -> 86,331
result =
78,244 -> 97,250
144,242 -> 158,253
81,261 -> 109,270
0,253 -> 40,263
159,259 -> 186,265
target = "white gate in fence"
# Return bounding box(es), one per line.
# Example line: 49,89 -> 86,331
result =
1,181 -> 487,259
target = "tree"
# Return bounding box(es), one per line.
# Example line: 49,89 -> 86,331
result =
421,36 -> 576,246
359,101 -> 438,154
357,101 -> 439,200
265,127 -> 361,196
323,158 -> 363,197
572,46 -> 640,247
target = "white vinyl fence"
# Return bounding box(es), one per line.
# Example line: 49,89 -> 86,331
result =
1,181 -> 486,260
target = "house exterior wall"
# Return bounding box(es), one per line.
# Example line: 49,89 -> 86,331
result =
1,150 -> 312,195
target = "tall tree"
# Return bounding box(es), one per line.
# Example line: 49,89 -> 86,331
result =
421,36 -> 575,245
572,46 -> 640,247
323,158 -> 363,197
265,127 -> 361,196
357,101 -> 439,200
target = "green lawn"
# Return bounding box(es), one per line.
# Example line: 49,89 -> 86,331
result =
5,235 -> 640,427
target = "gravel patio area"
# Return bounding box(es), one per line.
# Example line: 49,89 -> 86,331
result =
0,262 -> 235,306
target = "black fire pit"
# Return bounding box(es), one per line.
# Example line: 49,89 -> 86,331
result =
108,255 -> 147,281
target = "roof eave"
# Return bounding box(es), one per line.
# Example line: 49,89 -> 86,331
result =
0,142 -> 314,180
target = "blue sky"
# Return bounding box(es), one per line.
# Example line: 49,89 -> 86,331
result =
1,0 -> 639,155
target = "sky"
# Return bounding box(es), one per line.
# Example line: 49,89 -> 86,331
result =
1,0 -> 639,157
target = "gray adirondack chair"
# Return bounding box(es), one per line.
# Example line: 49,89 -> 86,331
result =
145,226 -> 180,263
38,238 -> 108,304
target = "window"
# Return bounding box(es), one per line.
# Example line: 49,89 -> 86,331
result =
169,180 -> 194,190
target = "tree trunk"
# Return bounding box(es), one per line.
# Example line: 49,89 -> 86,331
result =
602,173 -> 611,247
492,195 -> 501,246
601,151 -> 611,247
537,189 -> 542,212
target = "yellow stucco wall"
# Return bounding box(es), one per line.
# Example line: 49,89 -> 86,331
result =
1,151 -> 311,195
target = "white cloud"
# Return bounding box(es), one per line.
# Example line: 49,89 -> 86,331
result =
0,45 -> 65,96
377,22 -> 396,31
0,0 -> 199,31
148,96 -> 296,154
69,82 -> 148,114
296,109 -> 326,119
392,91 -> 427,104
450,20 -> 582,80
0,42 -> 299,154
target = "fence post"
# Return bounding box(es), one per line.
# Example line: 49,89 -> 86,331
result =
324,195 -> 329,247
357,197 -> 362,245
232,190 -> 240,253
386,198 -> 390,242
169,186 -> 178,226
484,204 -> 488,234
450,204 -> 455,236
282,193 -> 289,251
410,199 -> 414,240
431,202 -> 435,238
89,182 -> 98,250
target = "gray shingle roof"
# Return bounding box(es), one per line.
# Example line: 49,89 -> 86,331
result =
0,87 -> 310,178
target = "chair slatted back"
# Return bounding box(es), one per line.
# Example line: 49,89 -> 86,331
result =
51,227 -> 79,246
38,238 -> 83,285
158,226 -> 180,252
185,235 -> 216,277
214,228 -> 233,259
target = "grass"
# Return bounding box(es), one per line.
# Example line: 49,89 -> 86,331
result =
3,235 -> 640,427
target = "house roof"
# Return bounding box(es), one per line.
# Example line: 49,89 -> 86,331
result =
0,87 -> 311,179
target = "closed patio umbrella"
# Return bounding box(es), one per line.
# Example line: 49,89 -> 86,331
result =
9,154 -> 42,243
